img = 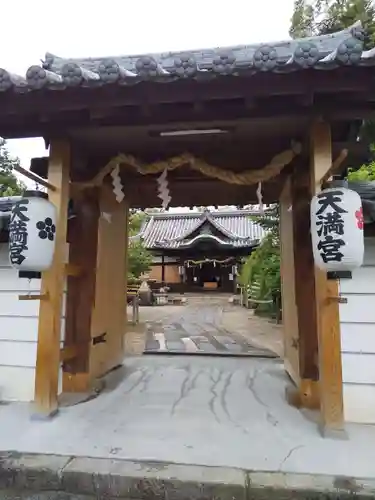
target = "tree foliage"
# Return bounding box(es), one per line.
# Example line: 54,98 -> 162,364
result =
238,205 -> 281,315
0,139 -> 26,197
290,0 -> 375,48
127,211 -> 152,282
238,0 -> 375,314
347,156 -> 375,181
290,1 -> 375,175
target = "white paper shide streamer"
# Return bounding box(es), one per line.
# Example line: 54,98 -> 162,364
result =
157,169 -> 171,210
310,187 -> 364,272
256,182 -> 264,214
101,212 -> 112,223
111,165 -> 125,203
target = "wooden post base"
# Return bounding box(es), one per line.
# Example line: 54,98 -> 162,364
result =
62,372 -> 92,393
285,379 -> 320,410
286,380 -> 347,439
318,423 -> 348,440
30,407 -> 59,421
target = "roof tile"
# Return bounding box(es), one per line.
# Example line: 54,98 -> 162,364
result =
139,210 -> 266,249
0,22 -> 371,93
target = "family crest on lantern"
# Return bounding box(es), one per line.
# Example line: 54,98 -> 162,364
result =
8,191 -> 57,272
36,217 -> 56,241
310,184 -> 364,272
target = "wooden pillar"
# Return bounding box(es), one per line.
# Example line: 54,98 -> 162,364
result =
287,121 -> 345,436
309,121 -> 345,437
161,253 -> 165,283
62,191 -> 99,393
279,178 -> 300,386
89,184 -> 129,379
291,163 -> 320,408
33,140 -> 70,417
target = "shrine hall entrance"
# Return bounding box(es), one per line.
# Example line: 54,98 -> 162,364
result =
184,260 -> 232,292
197,261 -> 222,288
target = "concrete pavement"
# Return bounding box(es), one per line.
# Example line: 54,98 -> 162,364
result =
1,355 -> 375,498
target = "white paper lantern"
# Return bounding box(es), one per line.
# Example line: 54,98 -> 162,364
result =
310,186 -> 364,272
8,191 -> 57,272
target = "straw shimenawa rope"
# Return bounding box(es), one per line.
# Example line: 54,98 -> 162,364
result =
73,141 -> 302,191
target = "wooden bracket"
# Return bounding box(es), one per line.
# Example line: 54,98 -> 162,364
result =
60,332 -> 107,367
65,263 -> 82,277
325,296 -> 348,305
61,332 -> 107,362
14,165 -> 58,192
319,149 -> 348,186
18,293 -> 49,301
60,345 -> 78,362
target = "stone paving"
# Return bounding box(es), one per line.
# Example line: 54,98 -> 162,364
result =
138,295 -> 282,357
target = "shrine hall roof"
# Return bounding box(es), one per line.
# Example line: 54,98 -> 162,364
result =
136,209 -> 266,250
0,22 -> 372,93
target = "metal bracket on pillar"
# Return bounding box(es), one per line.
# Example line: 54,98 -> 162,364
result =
327,271 -> 352,280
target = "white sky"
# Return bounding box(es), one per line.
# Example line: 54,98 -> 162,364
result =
1,0 -> 293,208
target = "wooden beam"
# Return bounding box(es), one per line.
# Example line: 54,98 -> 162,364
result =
89,185 -> 129,379
161,253 -> 165,283
13,164 -> 57,191
60,345 -> 78,362
65,263 -> 82,277
63,191 -> 99,387
292,164 -> 320,386
0,68 -> 372,118
18,293 -> 49,301
320,149 -> 348,185
2,97 -> 375,140
279,178 -> 300,387
310,121 -> 345,437
125,179 -> 285,208
28,141 -> 368,182
33,140 -> 70,418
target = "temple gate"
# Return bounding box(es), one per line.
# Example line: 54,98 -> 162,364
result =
0,21 -> 373,436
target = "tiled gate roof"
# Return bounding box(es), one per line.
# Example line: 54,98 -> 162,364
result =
0,22 -> 371,93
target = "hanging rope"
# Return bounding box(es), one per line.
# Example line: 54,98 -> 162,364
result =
73,141 -> 302,191
185,257 -> 234,266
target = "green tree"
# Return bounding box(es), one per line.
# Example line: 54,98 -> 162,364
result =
238,205 -> 281,316
129,210 -> 147,236
0,138 -> 26,197
290,0 -> 375,48
290,0 -> 315,38
290,0 -> 375,174
127,211 -> 152,282
347,156 -> 375,180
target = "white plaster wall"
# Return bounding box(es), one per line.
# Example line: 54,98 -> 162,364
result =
0,244 -> 65,402
339,237 -> 375,424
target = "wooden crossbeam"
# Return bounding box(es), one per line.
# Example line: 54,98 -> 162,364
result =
18,293 -> 49,301
13,164 -> 57,192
